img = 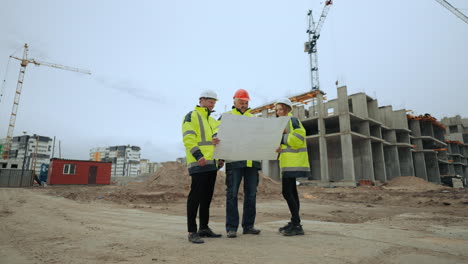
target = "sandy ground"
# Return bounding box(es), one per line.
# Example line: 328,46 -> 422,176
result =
2,181 -> 468,264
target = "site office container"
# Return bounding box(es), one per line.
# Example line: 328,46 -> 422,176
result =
47,158 -> 112,185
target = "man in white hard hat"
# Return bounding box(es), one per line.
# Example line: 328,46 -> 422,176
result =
274,98 -> 310,236
182,90 -> 223,244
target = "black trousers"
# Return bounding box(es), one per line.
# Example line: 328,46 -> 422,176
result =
282,177 -> 301,225
187,170 -> 217,233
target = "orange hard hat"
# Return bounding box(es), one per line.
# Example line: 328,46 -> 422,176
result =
233,89 -> 250,101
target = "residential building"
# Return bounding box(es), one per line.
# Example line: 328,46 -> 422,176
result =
0,134 -> 53,174
90,145 -> 141,177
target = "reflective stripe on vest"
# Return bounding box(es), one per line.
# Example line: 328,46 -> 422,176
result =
282,147 -> 308,153
196,112 -> 213,146
190,146 -> 201,154
281,167 -> 310,172
293,133 -> 305,142
188,160 -> 216,168
183,130 -> 197,137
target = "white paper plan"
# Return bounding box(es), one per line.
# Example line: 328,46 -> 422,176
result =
213,114 -> 290,161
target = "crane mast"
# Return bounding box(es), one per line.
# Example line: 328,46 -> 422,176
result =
1,43 -> 90,160
305,0 -> 333,91
434,0 -> 468,24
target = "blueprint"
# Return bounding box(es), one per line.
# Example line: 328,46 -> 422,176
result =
213,114 -> 290,161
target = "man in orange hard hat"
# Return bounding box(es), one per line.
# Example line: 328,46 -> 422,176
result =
218,89 -> 262,238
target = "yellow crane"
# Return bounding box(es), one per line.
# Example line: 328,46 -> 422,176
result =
2,43 -> 91,160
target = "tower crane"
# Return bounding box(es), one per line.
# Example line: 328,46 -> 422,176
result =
1,43 -> 91,160
434,0 -> 468,24
304,0 -> 333,91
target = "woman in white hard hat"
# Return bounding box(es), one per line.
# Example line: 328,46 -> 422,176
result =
274,98 -> 311,236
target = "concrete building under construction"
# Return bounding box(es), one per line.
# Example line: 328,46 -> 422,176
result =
254,86 -> 467,187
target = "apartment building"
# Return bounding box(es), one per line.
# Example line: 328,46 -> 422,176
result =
90,145 -> 141,177
0,134 -> 53,174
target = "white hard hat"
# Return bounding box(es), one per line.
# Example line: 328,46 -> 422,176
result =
275,98 -> 293,108
199,90 -> 218,100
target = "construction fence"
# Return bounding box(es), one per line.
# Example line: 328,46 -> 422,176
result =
0,169 -> 34,187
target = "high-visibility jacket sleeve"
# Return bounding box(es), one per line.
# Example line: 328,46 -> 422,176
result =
281,117 -> 306,148
182,112 -> 203,160
212,116 -> 221,136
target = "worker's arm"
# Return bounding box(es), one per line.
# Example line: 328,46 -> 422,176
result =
182,112 -> 204,163
281,117 -> 306,149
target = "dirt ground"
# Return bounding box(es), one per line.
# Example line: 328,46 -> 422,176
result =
2,162 -> 468,264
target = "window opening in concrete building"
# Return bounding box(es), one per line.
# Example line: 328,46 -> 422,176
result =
348,99 -> 353,113
325,116 -> 340,134
302,119 -> 318,136
396,131 -> 409,144
449,125 -> 458,133
326,137 -> 343,182
11,164 -> 18,168
370,125 -> 381,138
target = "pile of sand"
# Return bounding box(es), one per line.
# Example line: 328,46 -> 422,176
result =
143,162 -> 281,198
383,176 -> 445,191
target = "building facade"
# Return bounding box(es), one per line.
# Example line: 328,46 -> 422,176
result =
139,159 -> 162,175
90,145 -> 141,177
0,134 -> 53,175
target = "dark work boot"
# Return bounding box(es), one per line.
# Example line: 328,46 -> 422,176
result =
282,224 -> 304,236
227,230 -> 237,238
242,227 -> 261,235
278,222 -> 293,233
188,232 -> 204,244
198,227 -> 222,238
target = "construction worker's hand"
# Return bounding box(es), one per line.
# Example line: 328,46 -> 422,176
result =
218,160 -> 224,169
212,137 -> 220,145
197,157 -> 207,166
275,146 -> 281,153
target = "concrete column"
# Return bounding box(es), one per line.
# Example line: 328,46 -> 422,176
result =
393,110 -> 409,130
413,152 -> 428,180
338,86 -> 356,183
372,142 -> 386,182
421,121 -> 435,137
367,99 -> 379,120
409,119 -> 427,180
263,160 -> 280,181
351,94 -> 369,119
294,105 -> 306,119
425,152 -> 441,184
384,146 -> 401,180
353,139 -> 375,181
317,92 -> 329,182
398,148 -> 415,176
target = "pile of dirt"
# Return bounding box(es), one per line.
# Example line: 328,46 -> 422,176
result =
142,162 -> 281,198
383,176 -> 446,191
44,162 -> 279,204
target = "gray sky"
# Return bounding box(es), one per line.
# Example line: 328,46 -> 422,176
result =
1,0 -> 467,162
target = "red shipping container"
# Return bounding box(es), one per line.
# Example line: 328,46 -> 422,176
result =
47,158 -> 112,185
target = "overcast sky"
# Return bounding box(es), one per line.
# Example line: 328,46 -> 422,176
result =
0,0 -> 467,162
